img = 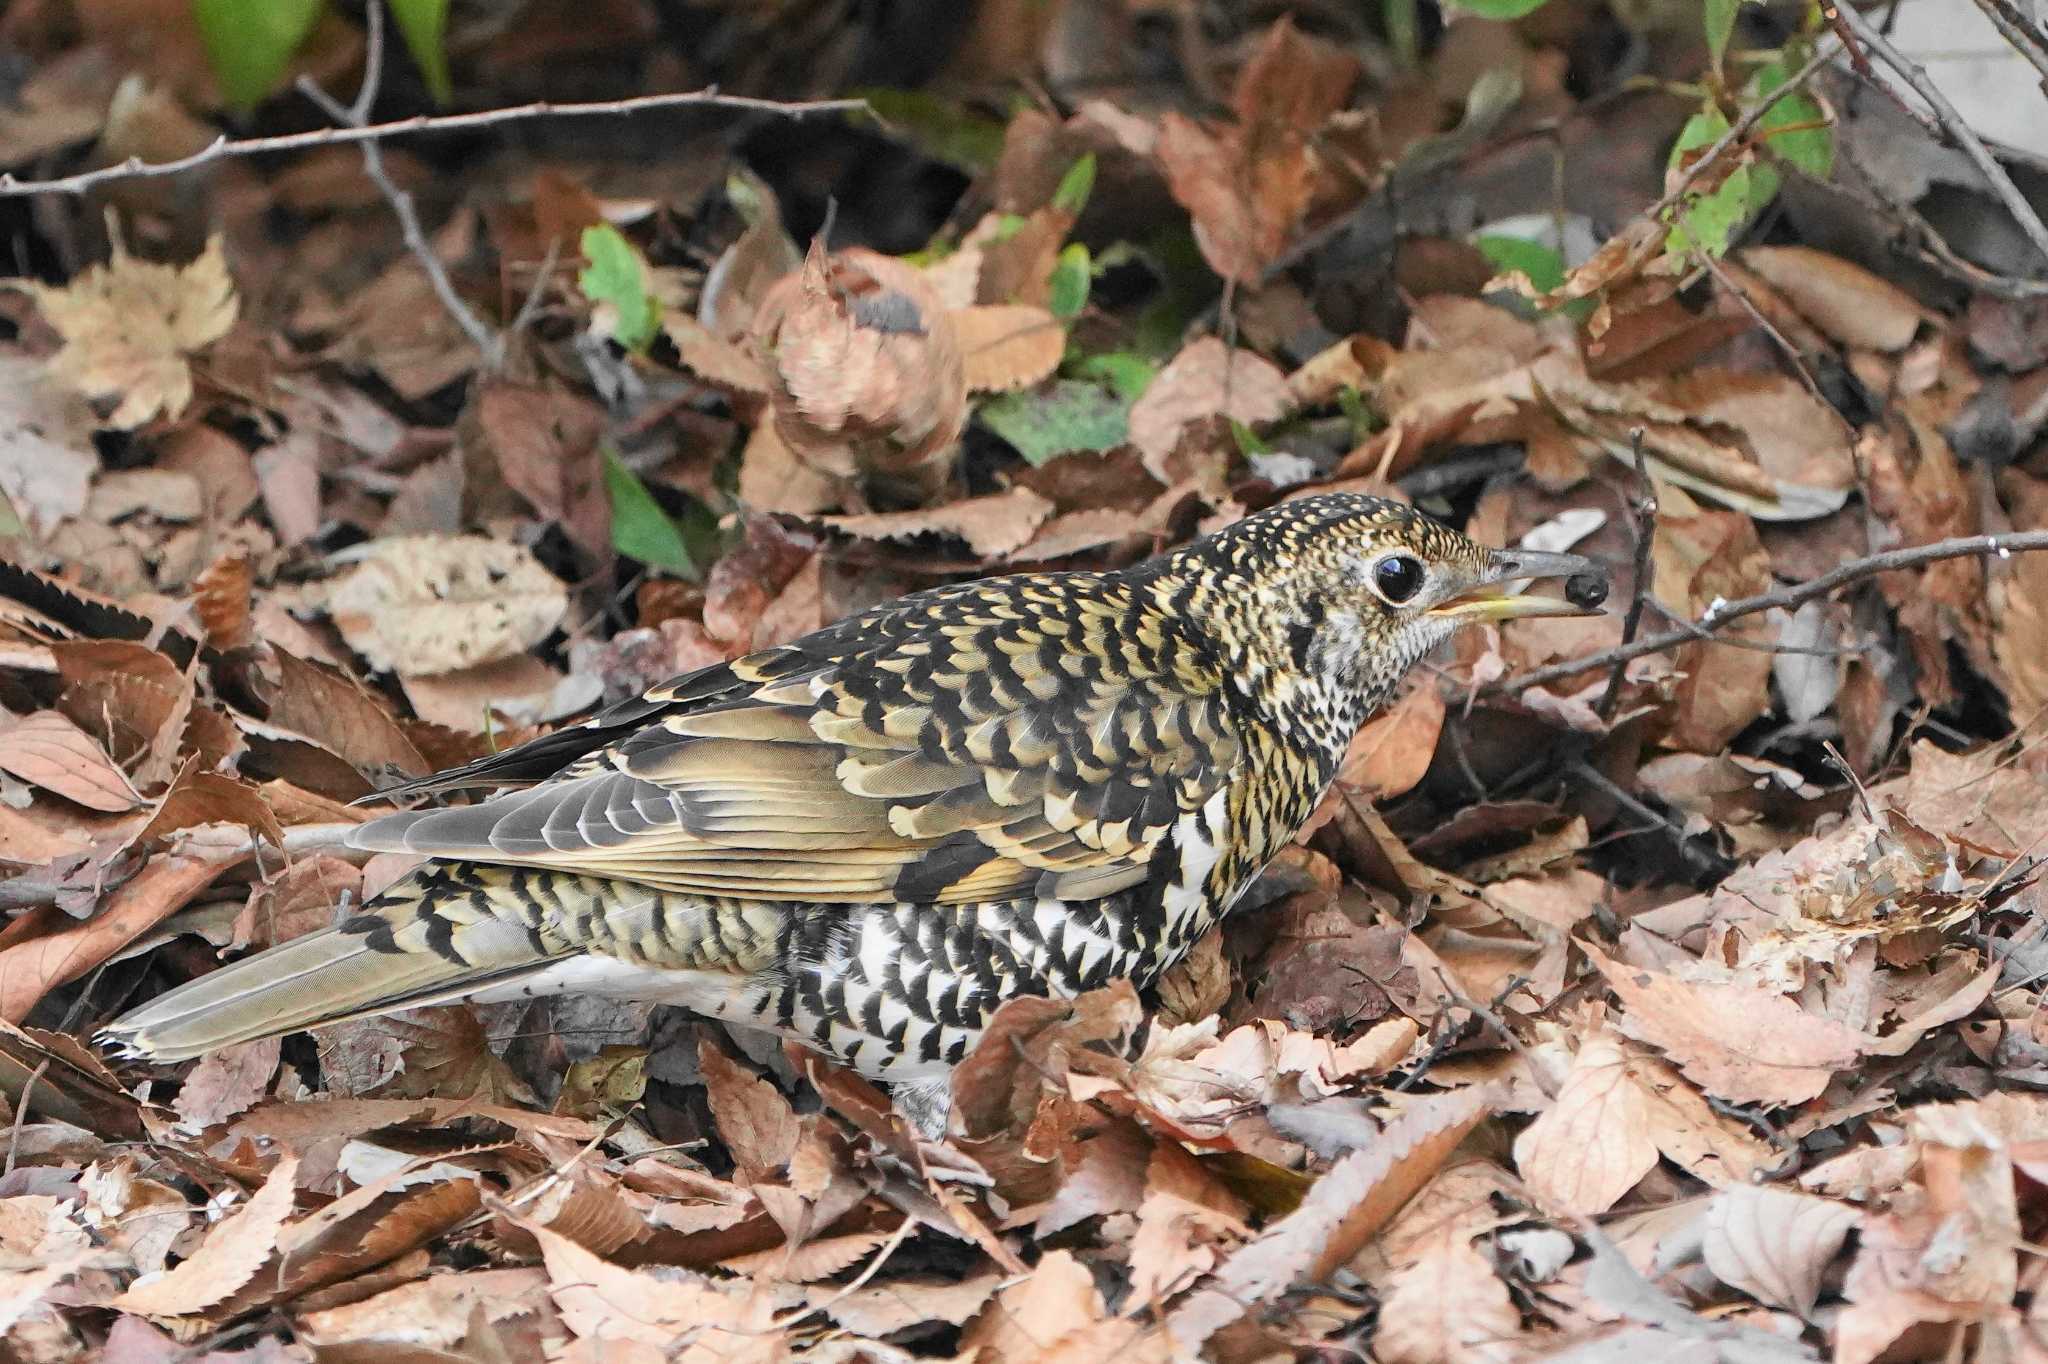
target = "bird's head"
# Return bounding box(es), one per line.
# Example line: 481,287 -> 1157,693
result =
1178,493 -> 1610,734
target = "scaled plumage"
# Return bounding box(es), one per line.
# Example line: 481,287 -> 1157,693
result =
99,493 -> 1603,1129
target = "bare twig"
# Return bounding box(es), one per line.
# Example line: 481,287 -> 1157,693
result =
507,235 -> 565,343
298,3 -> 501,365
1490,530 -> 2048,697
1596,430 -> 1655,722
1691,244 -> 1840,414
1829,0 -> 2048,274
1568,759 -> 1729,880
0,86 -> 867,200
1969,0 -> 2048,88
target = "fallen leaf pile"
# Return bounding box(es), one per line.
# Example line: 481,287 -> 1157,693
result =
2,2 -> 2048,1360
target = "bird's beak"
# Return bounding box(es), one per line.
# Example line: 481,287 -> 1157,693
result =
1426,549 -> 1609,624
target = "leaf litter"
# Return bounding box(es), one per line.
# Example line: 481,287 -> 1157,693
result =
0,3 -> 2047,1362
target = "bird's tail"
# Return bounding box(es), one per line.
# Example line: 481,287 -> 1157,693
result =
96,862 -> 579,1063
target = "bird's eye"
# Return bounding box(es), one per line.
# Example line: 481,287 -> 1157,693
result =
1372,554 -> 1425,605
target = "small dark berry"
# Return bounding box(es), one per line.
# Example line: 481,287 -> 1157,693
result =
1565,572 -> 1610,609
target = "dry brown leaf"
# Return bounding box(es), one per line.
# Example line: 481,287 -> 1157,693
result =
961,1248 -> 1107,1364
1153,19 -> 1358,285
23,235 -> 238,428
1374,1232 -> 1522,1364
399,653 -> 589,732
1737,246 -> 1926,352
190,551 -> 253,651
0,837 -> 242,1023
1128,338 -> 1292,480
1126,1142 -> 1248,1304
954,303 -> 1065,392
822,1273 -> 1003,1337
1512,1029 -> 1658,1215
1331,681 -> 1445,804
665,312 -> 773,394
1629,1053 -> 1774,1186
523,1216 -> 778,1351
697,1036 -> 799,1180
259,647 -> 430,785
1174,1087 -> 1493,1345
755,241 -> 967,488
0,354 -> 99,535
464,380 -> 611,568
322,535 -> 568,676
0,710 -> 141,812
822,486 -> 1054,560
1701,1185 -> 1859,1317
1586,943 -> 1868,1106
737,420 -> 839,516
721,1227 -> 897,1282
297,1267 -> 557,1354
171,1037 -> 281,1131
111,1155 -> 298,1318
138,761 -> 285,850
1036,1120 -> 1154,1236
1990,475 -> 2048,721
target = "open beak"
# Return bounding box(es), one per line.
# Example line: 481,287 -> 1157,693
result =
1425,549 -> 1610,625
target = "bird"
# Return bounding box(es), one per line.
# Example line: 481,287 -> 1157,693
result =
97,493 -> 1605,1134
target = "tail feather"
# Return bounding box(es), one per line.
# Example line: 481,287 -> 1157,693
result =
96,863 -> 569,1064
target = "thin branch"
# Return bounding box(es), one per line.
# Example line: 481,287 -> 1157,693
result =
1829,0 -> 2048,274
1489,530 -> 2048,697
1969,0 -> 2048,88
297,3 -> 501,365
1596,430 -> 1655,722
1568,759 -> 1729,880
1693,243 -> 1840,414
0,87 -> 868,200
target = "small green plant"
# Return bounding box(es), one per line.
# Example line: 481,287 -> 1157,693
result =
577,224 -> 661,353
603,447 -> 700,577
193,0 -> 449,111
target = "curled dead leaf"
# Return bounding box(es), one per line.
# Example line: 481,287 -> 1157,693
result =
755,241 -> 967,491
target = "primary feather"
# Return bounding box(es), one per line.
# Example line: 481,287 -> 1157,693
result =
98,493 -> 1602,1128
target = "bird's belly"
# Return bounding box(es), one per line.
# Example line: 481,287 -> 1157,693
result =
779,893 -> 1169,1082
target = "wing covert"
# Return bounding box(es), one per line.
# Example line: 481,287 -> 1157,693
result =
350,575 -> 1239,906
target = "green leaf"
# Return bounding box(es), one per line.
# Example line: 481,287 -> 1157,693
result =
1443,0 -> 1554,17
979,380 -> 1131,465
192,0 -> 325,110
1384,0 -> 1421,70
1664,109 -> 1752,258
1071,351 -> 1158,401
851,89 -> 1007,173
386,0 -> 452,103
1049,244 -> 1092,319
1473,234 -> 1567,293
1754,58 -> 1834,181
603,448 -> 698,577
1051,154 -> 1097,216
577,224 -> 659,353
1229,419 -> 1272,456
1703,0 -> 1743,75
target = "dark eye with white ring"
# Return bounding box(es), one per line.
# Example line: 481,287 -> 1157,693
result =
1372,554 -> 1425,605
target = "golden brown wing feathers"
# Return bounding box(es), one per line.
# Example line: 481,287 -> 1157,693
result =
350,574 -> 1239,906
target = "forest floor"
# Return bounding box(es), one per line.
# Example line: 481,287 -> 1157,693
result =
4,0 -> 2048,1360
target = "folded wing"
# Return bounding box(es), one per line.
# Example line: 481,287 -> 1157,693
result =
351,576 -> 1239,906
